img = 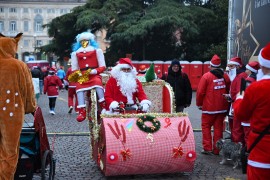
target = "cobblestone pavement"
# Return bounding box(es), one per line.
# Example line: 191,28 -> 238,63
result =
25,91 -> 246,180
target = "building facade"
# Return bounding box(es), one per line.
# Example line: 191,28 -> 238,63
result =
0,0 -> 86,62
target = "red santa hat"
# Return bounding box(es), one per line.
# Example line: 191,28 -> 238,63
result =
118,58 -> 134,69
49,67 -> 56,72
138,65 -> 147,73
210,54 -> 221,67
258,43 -> 270,68
228,57 -> 243,66
246,61 -> 260,73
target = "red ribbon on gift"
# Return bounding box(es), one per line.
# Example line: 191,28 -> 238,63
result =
120,148 -> 132,161
164,118 -> 172,128
172,146 -> 184,158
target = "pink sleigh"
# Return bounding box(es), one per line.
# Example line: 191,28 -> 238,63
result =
89,80 -> 196,176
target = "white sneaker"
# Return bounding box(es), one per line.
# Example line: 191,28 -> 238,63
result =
51,111 -> 55,115
50,110 -> 53,114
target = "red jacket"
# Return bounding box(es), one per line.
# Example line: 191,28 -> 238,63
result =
230,72 -> 248,101
104,77 -> 148,109
196,70 -> 230,114
44,75 -> 63,97
234,77 -> 270,168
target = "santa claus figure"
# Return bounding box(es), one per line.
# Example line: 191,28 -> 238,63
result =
70,32 -> 106,122
105,58 -> 151,113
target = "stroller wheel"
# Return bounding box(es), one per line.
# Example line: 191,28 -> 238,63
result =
41,150 -> 55,180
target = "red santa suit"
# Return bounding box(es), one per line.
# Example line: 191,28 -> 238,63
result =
104,58 -> 151,113
230,71 -> 248,143
71,47 -> 105,92
196,65 -> 230,154
105,77 -> 148,108
65,67 -> 78,112
234,75 -> 270,179
44,74 -> 63,97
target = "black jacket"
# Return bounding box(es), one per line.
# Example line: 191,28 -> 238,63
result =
162,67 -> 192,107
31,67 -> 43,80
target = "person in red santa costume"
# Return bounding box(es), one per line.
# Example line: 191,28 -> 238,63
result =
70,32 -> 106,122
233,43 -> 270,180
64,60 -> 78,114
224,57 -> 247,144
196,54 -> 231,155
105,58 -> 151,113
44,67 -> 63,115
239,61 -> 260,144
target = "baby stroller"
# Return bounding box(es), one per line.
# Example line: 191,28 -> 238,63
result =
15,107 -> 55,180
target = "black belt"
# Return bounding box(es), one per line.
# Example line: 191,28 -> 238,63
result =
80,67 -> 97,71
125,104 -> 135,107
252,130 -> 270,135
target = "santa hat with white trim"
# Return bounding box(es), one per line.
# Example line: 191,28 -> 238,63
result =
246,61 -> 260,73
210,54 -> 221,67
76,32 -> 95,42
258,43 -> 270,68
117,58 -> 134,69
228,57 -> 243,66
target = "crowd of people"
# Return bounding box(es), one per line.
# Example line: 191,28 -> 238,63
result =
196,43 -> 270,179
26,33 -> 270,179
1,30 -> 269,179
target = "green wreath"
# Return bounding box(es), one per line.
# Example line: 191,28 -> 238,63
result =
136,115 -> 161,133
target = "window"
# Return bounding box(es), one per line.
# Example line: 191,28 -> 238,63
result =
60,9 -> 67,14
0,21 -> 4,32
34,9 -> 42,14
24,21 -> 28,31
35,22 -> 42,32
9,8 -> 16,13
47,9 -> 55,13
23,40 -> 29,47
0,7 -> 4,13
34,14 -> 43,32
37,40 -> 42,47
23,8 -> 29,13
10,21 -> 16,32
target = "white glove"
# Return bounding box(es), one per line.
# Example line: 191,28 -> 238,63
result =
142,103 -> 150,112
109,101 -> 119,110
90,69 -> 97,75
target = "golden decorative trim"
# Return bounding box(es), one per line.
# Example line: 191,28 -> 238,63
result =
101,112 -> 188,119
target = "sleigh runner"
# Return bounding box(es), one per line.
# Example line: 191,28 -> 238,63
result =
88,81 -> 196,176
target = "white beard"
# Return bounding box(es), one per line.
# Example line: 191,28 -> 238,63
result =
228,68 -> 237,81
114,70 -> 137,104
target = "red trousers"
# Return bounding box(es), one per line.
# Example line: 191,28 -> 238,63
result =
201,113 -> 226,154
232,116 -> 245,145
248,165 -> 270,180
68,88 -> 78,112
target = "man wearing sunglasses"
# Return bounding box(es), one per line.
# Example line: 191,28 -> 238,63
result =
105,58 -> 151,113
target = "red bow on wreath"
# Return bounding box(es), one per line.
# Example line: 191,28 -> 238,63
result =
120,148 -> 132,161
172,146 -> 184,158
